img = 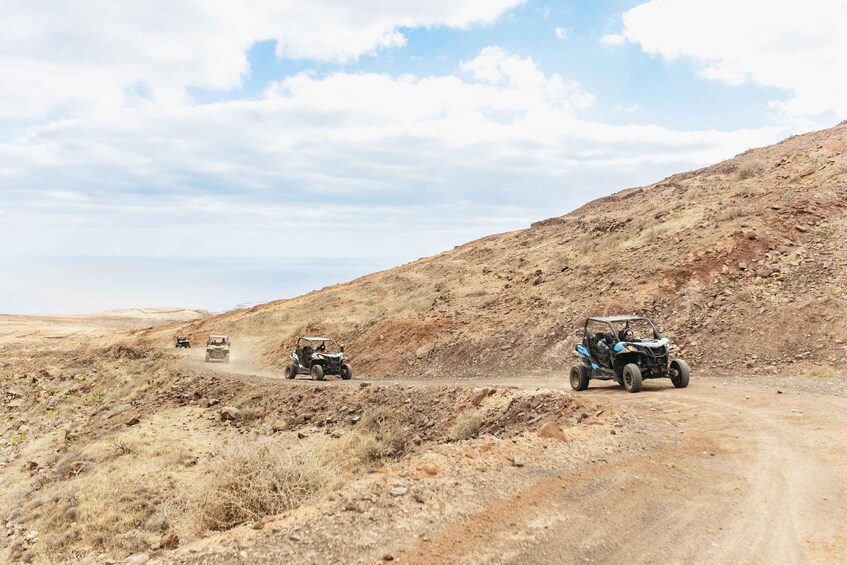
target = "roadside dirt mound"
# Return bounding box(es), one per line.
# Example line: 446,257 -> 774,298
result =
141,122 -> 847,377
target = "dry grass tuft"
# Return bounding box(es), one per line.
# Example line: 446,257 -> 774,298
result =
109,437 -> 137,456
735,160 -> 766,180
448,411 -> 486,441
805,365 -> 836,378
358,407 -> 415,459
322,431 -> 384,469
717,206 -> 751,222
190,437 -> 338,532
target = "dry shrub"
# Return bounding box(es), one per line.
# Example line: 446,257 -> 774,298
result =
32,470 -> 159,560
448,411 -> 486,441
805,365 -> 836,378
717,206 -> 750,221
322,431 -> 384,469
358,407 -> 414,459
110,437 -> 137,456
191,437 -> 337,531
735,160 -> 766,180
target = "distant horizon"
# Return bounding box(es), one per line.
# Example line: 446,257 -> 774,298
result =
0,256 -> 400,315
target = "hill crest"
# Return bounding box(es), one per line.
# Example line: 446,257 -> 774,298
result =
142,122 -> 847,377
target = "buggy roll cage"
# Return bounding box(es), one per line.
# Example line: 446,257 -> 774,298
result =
583,315 -> 661,343
296,336 -> 342,353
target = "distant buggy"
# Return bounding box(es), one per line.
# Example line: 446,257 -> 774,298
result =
284,336 -> 352,381
205,334 -> 231,363
175,336 -> 191,349
570,315 -> 689,393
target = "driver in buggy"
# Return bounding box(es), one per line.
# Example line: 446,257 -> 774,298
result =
613,328 -> 637,353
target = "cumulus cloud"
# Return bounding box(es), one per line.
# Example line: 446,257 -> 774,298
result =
609,0 -> 847,118
0,0 -> 523,118
0,45 -> 784,262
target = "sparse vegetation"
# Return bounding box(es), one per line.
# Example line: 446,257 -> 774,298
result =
804,365 -> 836,378
717,206 -> 751,221
448,411 -> 486,441
188,437 -> 338,532
736,159 -> 766,180
109,437 -> 137,456
358,406 -> 415,459
82,391 -> 105,405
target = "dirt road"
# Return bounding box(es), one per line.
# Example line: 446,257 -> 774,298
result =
398,386 -> 847,564
183,349 -> 847,564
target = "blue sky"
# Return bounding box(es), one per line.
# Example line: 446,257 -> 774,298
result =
199,1 -> 786,131
1,0 -> 845,313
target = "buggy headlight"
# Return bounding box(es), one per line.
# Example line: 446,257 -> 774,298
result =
627,345 -> 637,352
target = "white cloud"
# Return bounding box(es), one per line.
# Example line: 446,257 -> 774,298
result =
0,0 -> 523,119
1,45 -> 785,264
610,0 -> 847,118
555,27 -> 568,39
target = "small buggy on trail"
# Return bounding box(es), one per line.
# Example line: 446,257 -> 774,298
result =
205,334 -> 230,363
175,336 -> 191,349
570,315 -> 689,393
284,336 -> 352,381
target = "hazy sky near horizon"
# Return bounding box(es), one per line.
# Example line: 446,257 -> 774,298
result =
2,0 -> 846,313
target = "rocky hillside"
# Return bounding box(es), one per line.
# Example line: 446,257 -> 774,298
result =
142,122 -> 847,377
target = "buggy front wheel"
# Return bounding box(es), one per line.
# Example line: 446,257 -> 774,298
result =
670,359 -> 690,388
311,365 -> 325,381
623,364 -> 642,393
284,364 -> 298,379
569,365 -> 589,391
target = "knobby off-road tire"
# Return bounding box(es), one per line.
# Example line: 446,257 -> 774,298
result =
224,355 -> 230,364
670,359 -> 690,388
311,365 -> 325,381
340,363 -> 353,380
623,363 -> 642,393
569,365 -> 589,391
205,352 -> 210,363
284,364 -> 298,379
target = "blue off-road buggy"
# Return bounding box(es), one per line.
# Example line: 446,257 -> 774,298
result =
570,315 -> 689,393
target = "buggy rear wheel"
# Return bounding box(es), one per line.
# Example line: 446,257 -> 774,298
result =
623,363 -> 642,393
569,365 -> 589,391
224,354 -> 230,364
205,352 -> 210,362
284,364 -> 298,379
670,359 -> 690,388
340,363 -> 353,380
311,365 -> 325,381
